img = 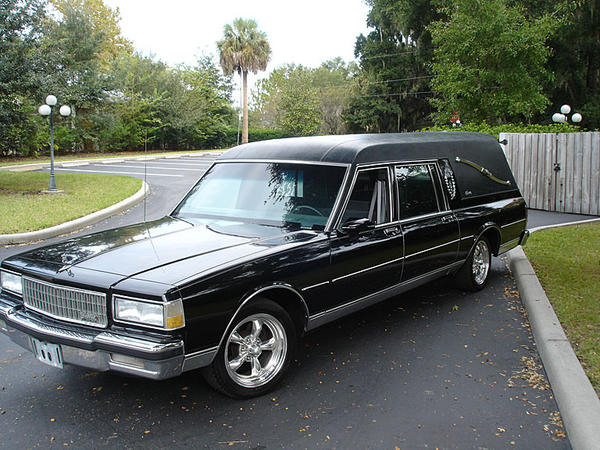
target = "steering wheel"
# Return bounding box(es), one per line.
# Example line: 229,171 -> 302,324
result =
290,205 -> 324,217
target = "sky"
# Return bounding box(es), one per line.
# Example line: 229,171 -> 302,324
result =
103,0 -> 372,100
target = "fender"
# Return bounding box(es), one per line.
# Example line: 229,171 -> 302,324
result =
471,222 -> 502,256
185,283 -> 308,370
211,283 -> 309,362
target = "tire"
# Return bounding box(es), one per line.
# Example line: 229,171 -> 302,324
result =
455,236 -> 492,291
202,299 -> 296,398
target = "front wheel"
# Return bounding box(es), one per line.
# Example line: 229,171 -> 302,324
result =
202,300 -> 296,398
455,237 -> 492,291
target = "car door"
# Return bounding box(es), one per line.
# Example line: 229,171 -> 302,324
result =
396,163 -> 460,281
323,166 -> 404,312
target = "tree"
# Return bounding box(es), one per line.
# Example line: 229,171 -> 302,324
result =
217,18 -> 270,144
344,0 -> 446,133
41,0 -> 132,152
546,0 -> 600,128
252,60 -> 354,135
175,56 -> 235,148
0,0 -> 47,155
107,53 -> 234,151
50,0 -> 132,69
274,67 -> 322,136
252,65 -> 321,136
312,58 -> 355,134
429,0 -> 557,124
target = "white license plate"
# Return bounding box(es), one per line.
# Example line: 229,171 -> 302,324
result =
30,337 -> 63,369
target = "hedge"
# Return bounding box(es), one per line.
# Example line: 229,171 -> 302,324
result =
420,122 -> 588,138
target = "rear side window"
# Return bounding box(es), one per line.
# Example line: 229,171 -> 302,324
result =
396,164 -> 440,219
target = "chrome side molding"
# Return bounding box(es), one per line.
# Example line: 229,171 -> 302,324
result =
306,261 -> 464,330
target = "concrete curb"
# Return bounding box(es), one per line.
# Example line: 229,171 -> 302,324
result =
0,181 -> 149,245
507,245 -> 600,450
530,217 -> 600,233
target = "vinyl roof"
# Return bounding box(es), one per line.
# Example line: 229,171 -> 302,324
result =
220,132 -> 502,165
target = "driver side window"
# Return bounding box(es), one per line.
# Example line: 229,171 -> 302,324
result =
341,168 -> 391,225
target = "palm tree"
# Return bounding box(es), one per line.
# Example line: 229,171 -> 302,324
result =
217,18 -> 271,144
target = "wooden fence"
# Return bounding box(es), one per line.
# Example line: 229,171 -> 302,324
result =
499,132 -> 600,215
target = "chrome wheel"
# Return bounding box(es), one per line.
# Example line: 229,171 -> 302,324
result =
224,313 -> 288,388
472,240 -> 490,285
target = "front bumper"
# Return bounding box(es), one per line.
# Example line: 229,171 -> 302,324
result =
0,295 -> 185,380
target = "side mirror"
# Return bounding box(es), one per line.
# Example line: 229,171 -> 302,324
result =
340,218 -> 375,234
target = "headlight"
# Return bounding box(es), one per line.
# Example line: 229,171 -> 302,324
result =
113,296 -> 185,330
0,270 -> 22,296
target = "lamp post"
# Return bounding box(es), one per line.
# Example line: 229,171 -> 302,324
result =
552,104 -> 582,124
38,95 -> 71,192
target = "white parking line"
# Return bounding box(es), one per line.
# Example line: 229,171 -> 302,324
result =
124,160 -> 215,167
88,164 -> 206,171
60,162 -> 90,167
51,168 -> 184,177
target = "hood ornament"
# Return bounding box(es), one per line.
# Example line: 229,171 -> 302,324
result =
58,254 -> 76,273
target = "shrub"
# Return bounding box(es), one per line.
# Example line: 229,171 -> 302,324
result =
420,122 -> 587,138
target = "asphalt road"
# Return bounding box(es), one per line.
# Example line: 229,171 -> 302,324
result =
0,156 -> 573,449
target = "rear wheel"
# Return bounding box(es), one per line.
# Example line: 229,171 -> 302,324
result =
455,236 -> 491,291
202,300 -> 296,398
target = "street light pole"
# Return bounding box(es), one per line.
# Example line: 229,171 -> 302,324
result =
48,102 -> 56,190
38,95 -> 71,192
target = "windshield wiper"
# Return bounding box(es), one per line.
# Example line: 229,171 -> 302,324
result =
282,221 -> 303,230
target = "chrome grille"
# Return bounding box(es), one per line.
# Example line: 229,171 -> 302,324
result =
22,277 -> 108,328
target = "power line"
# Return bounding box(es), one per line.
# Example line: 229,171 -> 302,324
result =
358,75 -> 434,85
311,75 -> 435,92
359,49 -> 422,60
348,90 -> 437,99
317,75 -> 434,90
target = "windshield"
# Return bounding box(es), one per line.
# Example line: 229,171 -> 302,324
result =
173,162 -> 347,230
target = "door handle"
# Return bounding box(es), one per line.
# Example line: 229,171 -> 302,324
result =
383,226 -> 401,236
441,215 -> 454,223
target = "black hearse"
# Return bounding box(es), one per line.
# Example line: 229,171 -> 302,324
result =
0,133 -> 528,397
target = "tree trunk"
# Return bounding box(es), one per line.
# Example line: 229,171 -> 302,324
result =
242,70 -> 249,144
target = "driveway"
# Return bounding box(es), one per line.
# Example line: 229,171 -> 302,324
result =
0,156 -> 584,448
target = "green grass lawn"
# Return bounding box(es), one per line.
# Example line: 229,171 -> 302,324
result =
0,149 -> 221,167
524,223 -> 600,395
0,172 -> 142,234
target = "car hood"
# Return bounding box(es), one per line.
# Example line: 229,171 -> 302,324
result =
6,217 -> 317,287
